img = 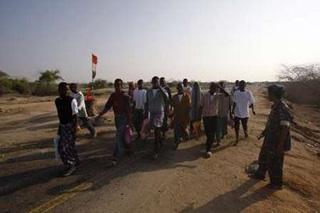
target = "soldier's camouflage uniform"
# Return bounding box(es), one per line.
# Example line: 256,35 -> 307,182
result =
255,100 -> 293,186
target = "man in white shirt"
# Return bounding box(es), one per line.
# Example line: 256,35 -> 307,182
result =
183,78 -> 192,97
145,76 -> 169,159
230,80 -> 240,104
70,83 -> 96,137
232,80 -> 256,145
231,80 -> 239,96
133,79 -> 147,138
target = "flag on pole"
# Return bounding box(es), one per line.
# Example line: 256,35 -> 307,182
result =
92,54 -> 98,80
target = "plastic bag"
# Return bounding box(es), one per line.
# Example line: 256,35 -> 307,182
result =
140,118 -> 151,140
245,161 -> 259,175
192,121 -> 201,131
227,118 -> 235,128
124,126 -> 133,145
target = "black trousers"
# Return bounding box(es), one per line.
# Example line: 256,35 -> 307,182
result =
161,113 -> 169,133
203,116 -> 218,152
256,144 -> 284,186
133,109 -> 144,133
234,117 -> 248,134
80,117 -> 96,136
154,127 -> 163,154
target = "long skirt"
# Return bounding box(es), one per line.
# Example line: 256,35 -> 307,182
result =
58,123 -> 79,166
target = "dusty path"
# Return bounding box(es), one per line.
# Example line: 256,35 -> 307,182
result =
0,86 -> 320,213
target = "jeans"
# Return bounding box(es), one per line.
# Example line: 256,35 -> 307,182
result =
216,116 -> 228,140
203,116 -> 218,152
174,123 -> 188,144
113,114 -> 127,159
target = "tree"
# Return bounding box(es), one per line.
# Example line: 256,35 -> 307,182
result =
278,64 -> 320,105
38,70 -> 63,83
279,64 -> 320,81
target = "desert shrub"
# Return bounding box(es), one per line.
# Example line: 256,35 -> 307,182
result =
167,81 -> 177,88
0,70 -> 63,96
0,77 -> 13,95
0,70 -> 9,78
0,76 -> 32,95
11,78 -> 32,95
279,64 -> 320,105
282,80 -> 320,105
0,71 -> 12,95
32,82 -> 57,96
88,79 -> 108,89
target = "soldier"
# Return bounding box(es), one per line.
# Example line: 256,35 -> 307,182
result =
251,85 -> 293,190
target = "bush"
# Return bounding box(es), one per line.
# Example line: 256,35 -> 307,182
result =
89,79 -> 108,89
0,78 -> 13,95
32,82 -> 57,96
279,64 -> 320,105
0,70 -> 62,96
11,78 -> 32,95
0,70 -> 9,78
283,80 -> 320,105
0,75 -> 32,95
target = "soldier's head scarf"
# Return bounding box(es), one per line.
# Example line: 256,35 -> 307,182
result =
267,84 -> 285,99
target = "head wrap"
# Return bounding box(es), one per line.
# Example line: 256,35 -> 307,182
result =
267,84 -> 285,99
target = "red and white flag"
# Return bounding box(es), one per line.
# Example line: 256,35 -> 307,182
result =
92,54 -> 98,80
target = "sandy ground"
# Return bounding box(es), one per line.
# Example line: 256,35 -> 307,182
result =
0,85 -> 320,213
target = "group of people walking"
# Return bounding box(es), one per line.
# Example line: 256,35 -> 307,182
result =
55,77 -> 293,190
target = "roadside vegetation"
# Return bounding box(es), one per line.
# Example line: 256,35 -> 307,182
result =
0,70 -> 62,96
0,70 -> 113,96
279,64 -> 320,106
2,65 -> 319,107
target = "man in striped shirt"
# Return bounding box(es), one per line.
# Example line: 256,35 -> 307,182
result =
201,82 -> 220,158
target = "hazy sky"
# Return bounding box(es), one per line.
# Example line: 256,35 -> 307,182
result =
1,0 -> 320,82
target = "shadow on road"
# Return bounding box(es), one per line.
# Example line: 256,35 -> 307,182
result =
181,179 -> 273,213
0,126 -> 240,212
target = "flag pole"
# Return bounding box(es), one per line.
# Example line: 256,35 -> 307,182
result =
91,53 -> 97,94
91,62 -> 94,92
